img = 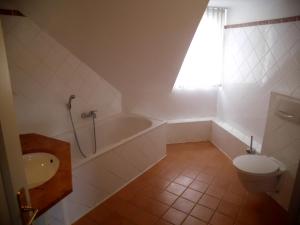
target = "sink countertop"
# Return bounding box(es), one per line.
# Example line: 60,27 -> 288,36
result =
20,133 -> 72,217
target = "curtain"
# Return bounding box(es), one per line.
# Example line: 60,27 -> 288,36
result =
173,7 -> 226,90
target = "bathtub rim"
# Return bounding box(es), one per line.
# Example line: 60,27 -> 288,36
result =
71,113 -> 166,169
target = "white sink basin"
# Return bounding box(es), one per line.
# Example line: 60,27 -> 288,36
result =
23,152 -> 60,189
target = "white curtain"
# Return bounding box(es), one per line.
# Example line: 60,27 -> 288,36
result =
173,7 -> 226,90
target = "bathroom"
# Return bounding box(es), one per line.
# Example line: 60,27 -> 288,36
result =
0,0 -> 300,225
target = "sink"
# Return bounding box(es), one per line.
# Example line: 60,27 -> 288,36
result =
23,152 -> 60,189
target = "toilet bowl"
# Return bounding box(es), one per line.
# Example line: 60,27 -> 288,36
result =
233,155 -> 285,193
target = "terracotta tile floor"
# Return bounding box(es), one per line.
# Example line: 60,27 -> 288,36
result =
73,142 -> 288,225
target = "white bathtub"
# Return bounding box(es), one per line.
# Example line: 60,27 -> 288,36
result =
54,113 -> 166,224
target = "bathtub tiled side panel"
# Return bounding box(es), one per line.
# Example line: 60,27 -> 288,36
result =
98,149 -> 141,181
167,121 -> 211,144
37,201 -> 69,225
117,126 -> 166,172
65,124 -> 166,224
210,121 -> 247,159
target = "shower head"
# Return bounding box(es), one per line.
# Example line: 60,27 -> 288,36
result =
67,94 -> 76,110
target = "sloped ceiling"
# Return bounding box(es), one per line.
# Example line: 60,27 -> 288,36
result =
9,0 -> 208,95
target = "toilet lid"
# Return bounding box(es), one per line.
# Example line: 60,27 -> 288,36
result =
233,155 -> 280,175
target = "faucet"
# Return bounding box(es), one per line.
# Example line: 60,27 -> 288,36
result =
246,136 -> 256,154
81,110 -> 97,119
67,95 -> 76,110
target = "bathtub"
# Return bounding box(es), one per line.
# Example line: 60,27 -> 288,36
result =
53,113 -> 166,224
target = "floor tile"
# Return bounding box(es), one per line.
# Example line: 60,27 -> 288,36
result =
73,217 -> 98,225
223,193 -> 244,206
154,190 -> 178,206
131,209 -> 159,225
211,177 -> 231,189
147,176 -> 171,190
206,186 -> 226,199
160,170 -> 180,181
196,173 -> 214,184
131,195 -> 169,217
236,208 -> 262,225
138,185 -> 164,199
86,204 -> 112,224
182,216 -> 207,225
198,194 -> 220,210
172,197 -> 195,214
115,187 -> 136,201
182,188 -> 203,203
174,175 -> 194,186
100,213 -> 135,225
155,219 -> 173,225
210,212 -> 235,225
190,205 -> 214,222
189,180 -> 209,192
217,200 -> 239,218
181,169 -> 199,179
166,182 -> 187,196
227,182 -> 248,197
72,142 -> 287,225
163,208 -> 187,225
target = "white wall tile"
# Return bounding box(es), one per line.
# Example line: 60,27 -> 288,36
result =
167,120 -> 211,144
1,15 -> 122,137
218,20 -> 300,145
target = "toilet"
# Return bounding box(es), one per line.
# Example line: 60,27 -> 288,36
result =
233,155 -> 286,193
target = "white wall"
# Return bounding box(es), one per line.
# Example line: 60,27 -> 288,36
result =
209,0 -> 300,24
218,18 -> 300,145
1,15 -> 122,137
262,93 -> 300,210
124,88 -> 218,120
9,0 -> 209,98
167,119 -> 211,144
6,0 -> 218,123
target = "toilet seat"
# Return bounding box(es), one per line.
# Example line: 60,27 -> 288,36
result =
233,155 -> 280,176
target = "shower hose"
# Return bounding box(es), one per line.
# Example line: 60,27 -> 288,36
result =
68,109 -> 87,158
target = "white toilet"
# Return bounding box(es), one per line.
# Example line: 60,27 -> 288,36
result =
233,154 -> 286,192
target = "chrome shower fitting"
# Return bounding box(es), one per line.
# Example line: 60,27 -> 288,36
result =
81,110 -> 98,154
246,136 -> 256,154
66,94 -> 87,158
81,110 -> 97,119
67,94 -> 76,110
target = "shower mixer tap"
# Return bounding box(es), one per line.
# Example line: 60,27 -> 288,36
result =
67,94 -> 76,110
81,110 -> 97,119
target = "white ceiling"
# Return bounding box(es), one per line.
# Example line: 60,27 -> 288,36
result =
8,0 -> 209,96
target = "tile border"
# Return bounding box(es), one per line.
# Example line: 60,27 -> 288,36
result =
0,8 -> 25,17
225,15 -> 300,29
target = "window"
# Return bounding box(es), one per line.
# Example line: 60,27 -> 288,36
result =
173,7 -> 226,90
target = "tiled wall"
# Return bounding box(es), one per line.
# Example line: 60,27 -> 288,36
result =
0,15 -> 122,137
166,118 -> 252,160
218,20 -> 300,145
262,92 -> 300,210
167,119 -> 211,144
210,121 -> 248,159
